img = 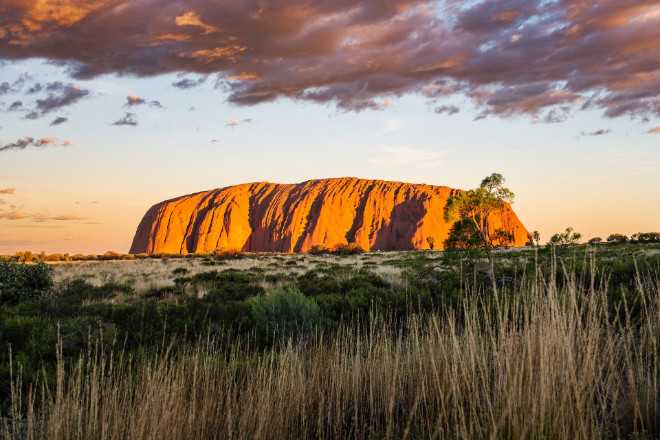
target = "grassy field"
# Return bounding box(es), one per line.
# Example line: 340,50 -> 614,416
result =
2,244 -> 659,439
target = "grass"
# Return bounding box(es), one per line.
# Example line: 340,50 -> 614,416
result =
2,245 -> 660,439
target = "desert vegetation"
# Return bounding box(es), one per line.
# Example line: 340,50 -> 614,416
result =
1,240 -> 659,439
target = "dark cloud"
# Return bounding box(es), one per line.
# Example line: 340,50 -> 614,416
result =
0,1 -> 659,119
580,128 -> 612,137
24,111 -> 39,120
125,93 -> 164,108
0,137 -> 70,152
50,116 -> 69,126
8,100 -> 22,111
34,82 -> 90,115
0,82 -> 10,94
112,112 -> 138,126
27,83 -> 43,94
172,77 -> 207,89
0,188 -> 15,194
434,105 -> 460,115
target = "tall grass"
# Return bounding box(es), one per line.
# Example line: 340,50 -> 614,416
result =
3,261 -> 659,439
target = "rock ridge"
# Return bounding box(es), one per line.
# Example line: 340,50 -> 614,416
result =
129,177 -> 529,254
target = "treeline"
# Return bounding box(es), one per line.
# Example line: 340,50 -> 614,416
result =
0,248 -> 248,263
588,231 -> 660,245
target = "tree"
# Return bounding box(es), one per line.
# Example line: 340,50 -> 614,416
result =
426,236 -> 436,250
588,237 -> 602,246
548,227 -> 581,247
444,172 -> 515,293
606,233 -> 628,245
531,230 -> 541,247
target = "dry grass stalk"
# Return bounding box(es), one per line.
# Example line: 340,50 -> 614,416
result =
3,265 -> 659,439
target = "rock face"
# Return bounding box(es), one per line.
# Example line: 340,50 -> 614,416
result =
129,178 -> 529,254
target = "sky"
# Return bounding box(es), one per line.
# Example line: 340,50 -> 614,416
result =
0,0 -> 659,254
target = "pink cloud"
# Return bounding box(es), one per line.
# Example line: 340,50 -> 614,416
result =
0,0 -> 658,118
0,211 -> 27,220
33,213 -> 87,222
0,188 -> 15,194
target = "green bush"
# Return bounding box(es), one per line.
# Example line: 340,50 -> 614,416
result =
0,261 -> 54,305
251,286 -> 320,348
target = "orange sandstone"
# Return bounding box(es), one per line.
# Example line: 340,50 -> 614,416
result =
129,178 -> 529,254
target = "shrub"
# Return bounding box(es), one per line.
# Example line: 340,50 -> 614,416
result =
606,233 -> 628,245
212,248 -> 244,260
172,267 -> 189,275
251,286 -> 320,348
330,243 -> 364,255
308,244 -> 329,255
588,237 -> 602,246
0,261 -> 54,305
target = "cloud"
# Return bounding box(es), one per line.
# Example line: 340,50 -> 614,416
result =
0,82 -> 11,94
369,146 -> 443,169
50,116 -> 69,126
1,1 -> 660,119
0,137 -> 70,152
0,188 -> 15,194
646,126 -> 660,134
33,213 -> 87,222
580,128 -> 612,137
34,82 -> 91,115
125,93 -> 165,108
172,77 -> 207,89
0,211 -> 27,220
112,112 -> 138,126
227,118 -> 251,127
27,83 -> 43,94
434,105 -> 460,116
126,93 -> 145,106
8,100 -> 23,111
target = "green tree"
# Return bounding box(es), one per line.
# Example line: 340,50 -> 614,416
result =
531,230 -> 541,247
588,237 -> 602,246
606,233 -> 628,245
444,172 -> 515,293
548,227 -> 582,247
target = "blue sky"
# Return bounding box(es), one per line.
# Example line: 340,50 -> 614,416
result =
1,1 -> 659,254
